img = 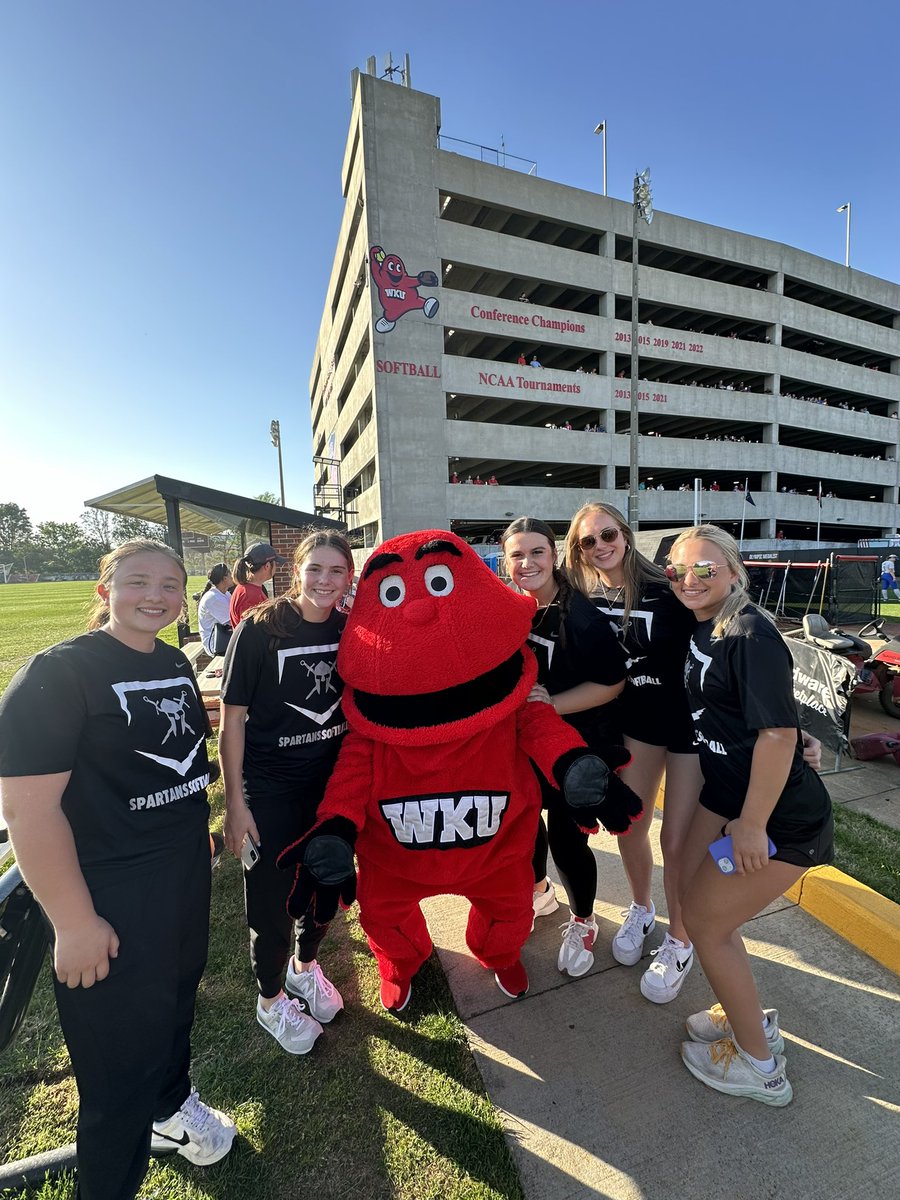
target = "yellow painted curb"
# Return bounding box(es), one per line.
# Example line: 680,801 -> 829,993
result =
789,865 -> 900,976
656,786 -> 900,976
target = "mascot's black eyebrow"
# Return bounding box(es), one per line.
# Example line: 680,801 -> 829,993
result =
414,539 -> 463,560
363,552 -> 403,580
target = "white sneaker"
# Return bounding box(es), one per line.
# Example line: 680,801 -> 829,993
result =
639,933 -> 693,1004
532,880 -> 560,918
151,1089 -> 236,1165
686,1004 -> 784,1055
256,995 -> 323,1055
611,901 -> 655,966
557,915 -> 598,977
680,1037 -> 793,1106
285,959 -> 344,1023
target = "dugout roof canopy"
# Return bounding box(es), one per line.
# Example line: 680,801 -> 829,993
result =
85,475 -> 344,553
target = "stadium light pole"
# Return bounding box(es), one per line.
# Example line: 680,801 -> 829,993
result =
837,202 -> 851,267
270,419 -> 286,506
593,121 -> 607,196
629,168 -> 653,529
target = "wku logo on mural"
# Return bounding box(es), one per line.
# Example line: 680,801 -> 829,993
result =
380,791 -> 510,849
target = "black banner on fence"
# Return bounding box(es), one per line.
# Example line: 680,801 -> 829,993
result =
784,635 -> 855,754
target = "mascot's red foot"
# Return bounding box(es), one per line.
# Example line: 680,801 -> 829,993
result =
380,978 -> 413,1013
494,960 -> 529,999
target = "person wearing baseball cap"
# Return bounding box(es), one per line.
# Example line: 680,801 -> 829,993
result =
229,543 -> 287,628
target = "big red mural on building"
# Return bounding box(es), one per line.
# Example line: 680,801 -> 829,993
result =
369,245 -> 440,333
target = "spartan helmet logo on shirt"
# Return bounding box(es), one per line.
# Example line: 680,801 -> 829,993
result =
277,643 -> 342,725
144,691 -> 196,743
111,675 -> 205,777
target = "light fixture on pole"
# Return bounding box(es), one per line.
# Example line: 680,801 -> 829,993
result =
629,167 -> 653,530
836,202 -> 851,268
270,419 -> 286,506
593,121 -> 607,196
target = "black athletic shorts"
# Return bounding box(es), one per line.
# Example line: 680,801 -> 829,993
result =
621,685 -> 696,755
703,808 -> 834,870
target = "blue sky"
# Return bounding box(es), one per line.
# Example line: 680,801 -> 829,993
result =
2,0 -> 897,526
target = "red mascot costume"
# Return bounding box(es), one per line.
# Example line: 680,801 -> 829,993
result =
278,531 -> 640,1011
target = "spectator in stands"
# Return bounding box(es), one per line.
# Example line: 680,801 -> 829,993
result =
487,474 -> 499,485
198,563 -> 234,655
530,355 -> 542,368
229,542 -> 286,628
517,352 -> 527,366
450,471 -> 459,483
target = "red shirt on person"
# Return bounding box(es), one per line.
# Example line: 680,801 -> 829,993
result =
229,582 -> 268,627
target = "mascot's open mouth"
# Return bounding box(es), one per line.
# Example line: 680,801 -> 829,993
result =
353,650 -> 524,729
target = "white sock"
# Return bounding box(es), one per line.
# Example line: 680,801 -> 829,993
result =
744,1048 -> 777,1073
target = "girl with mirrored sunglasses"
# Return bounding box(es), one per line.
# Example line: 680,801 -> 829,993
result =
667,524 -> 833,1105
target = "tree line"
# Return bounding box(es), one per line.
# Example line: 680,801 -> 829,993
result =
0,503 -> 165,580
0,495 -> 281,581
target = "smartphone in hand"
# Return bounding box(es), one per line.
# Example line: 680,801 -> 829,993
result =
708,833 -> 776,874
240,835 -> 261,871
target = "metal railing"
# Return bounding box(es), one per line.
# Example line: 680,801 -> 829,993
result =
437,135 -> 537,175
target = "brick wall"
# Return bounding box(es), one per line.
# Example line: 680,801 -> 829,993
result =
269,522 -> 309,596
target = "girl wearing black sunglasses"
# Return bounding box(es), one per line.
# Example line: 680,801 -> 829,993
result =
564,503 -> 701,1004
668,525 -> 832,1106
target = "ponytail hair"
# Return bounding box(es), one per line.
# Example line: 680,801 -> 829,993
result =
87,539 -> 187,631
232,554 -> 253,585
201,562 -> 231,596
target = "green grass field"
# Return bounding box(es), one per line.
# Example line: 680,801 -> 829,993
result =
2,582 -> 900,1198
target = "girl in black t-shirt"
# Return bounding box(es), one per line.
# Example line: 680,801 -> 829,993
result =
220,531 -> 354,1056
500,518 -> 626,978
669,524 -> 833,1106
0,540 -> 234,1200
564,502 -> 702,1005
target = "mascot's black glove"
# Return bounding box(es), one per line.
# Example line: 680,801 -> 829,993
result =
553,746 -> 643,836
417,270 -> 439,286
276,816 -> 357,924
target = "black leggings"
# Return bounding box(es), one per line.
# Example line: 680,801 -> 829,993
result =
55,829 -> 210,1200
245,784 -> 329,998
531,779 -> 596,919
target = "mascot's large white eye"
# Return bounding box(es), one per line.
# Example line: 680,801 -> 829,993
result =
379,575 -> 406,607
424,564 -> 454,597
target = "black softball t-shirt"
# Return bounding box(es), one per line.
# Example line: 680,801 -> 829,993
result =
0,631 -> 210,870
221,608 -> 347,795
685,607 -> 831,838
592,581 -> 695,745
527,589 -> 627,747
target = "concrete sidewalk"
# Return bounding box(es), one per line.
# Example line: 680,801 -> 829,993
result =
421,810 -> 900,1200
